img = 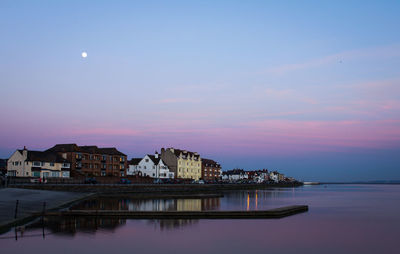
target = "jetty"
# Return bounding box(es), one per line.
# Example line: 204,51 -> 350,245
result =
40,205 -> 308,219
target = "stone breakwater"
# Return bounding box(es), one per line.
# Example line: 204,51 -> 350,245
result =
9,182 -> 303,194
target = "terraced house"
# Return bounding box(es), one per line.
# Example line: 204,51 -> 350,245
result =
46,144 -> 127,177
201,158 -> 221,181
160,148 -> 202,180
7,147 -> 70,178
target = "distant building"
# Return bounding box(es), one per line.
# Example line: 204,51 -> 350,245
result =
7,147 -> 70,178
222,169 -> 248,182
248,169 -> 269,183
127,153 -> 174,179
201,158 -> 221,181
160,148 -> 201,180
269,171 -> 280,183
46,144 -> 127,177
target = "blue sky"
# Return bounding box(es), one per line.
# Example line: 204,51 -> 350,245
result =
1,0 -> 400,181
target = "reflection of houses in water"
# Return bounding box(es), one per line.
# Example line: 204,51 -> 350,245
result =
70,197 -> 130,211
72,196 -> 221,212
223,190 -> 292,210
15,197 -> 222,236
177,199 -> 201,211
201,198 -> 220,211
23,216 -> 126,237
148,219 -> 199,231
128,199 -> 176,211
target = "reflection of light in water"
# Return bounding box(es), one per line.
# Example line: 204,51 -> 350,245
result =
247,193 -> 250,211
255,190 -> 258,210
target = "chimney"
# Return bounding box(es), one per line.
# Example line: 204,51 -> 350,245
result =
155,151 -> 159,159
22,146 -> 28,158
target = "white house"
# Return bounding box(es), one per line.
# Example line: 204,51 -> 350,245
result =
128,153 -> 174,179
269,171 -> 280,183
7,147 -> 70,178
221,169 -> 248,182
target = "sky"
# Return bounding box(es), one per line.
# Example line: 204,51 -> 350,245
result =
1,0 -> 400,181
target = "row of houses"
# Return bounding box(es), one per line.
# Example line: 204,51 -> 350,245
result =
222,169 -> 295,183
3,144 -> 294,182
4,145 -> 222,181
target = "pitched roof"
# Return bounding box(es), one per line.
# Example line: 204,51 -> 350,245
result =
201,158 -> 220,167
147,155 -> 162,165
165,148 -> 200,159
128,158 -> 142,165
19,150 -> 69,163
223,169 -> 246,175
97,148 -> 126,156
46,144 -> 81,152
46,144 -> 126,156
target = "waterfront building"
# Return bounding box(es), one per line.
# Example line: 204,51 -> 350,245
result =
269,171 -> 280,183
221,169 -> 248,182
201,158 -> 221,181
7,147 -> 70,178
160,148 -> 201,180
46,144 -> 127,177
127,153 -> 174,179
249,169 -> 269,183
127,158 -> 142,176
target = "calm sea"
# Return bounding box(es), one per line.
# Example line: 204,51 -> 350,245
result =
1,184 -> 399,254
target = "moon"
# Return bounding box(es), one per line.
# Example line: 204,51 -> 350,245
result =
81,51 -> 88,58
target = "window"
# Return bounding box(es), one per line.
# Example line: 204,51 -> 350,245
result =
101,171 -> 106,176
33,162 -> 41,167
153,166 -> 155,169
51,172 -> 59,177
43,172 -> 49,178
144,166 -> 147,169
50,162 -> 55,167
145,159 -> 149,162
33,171 -> 40,177
102,155 -> 107,161
152,173 -> 155,176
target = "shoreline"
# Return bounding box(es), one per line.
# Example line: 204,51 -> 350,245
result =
7,182 -> 303,193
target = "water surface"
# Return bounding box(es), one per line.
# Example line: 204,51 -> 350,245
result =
1,184 -> 399,254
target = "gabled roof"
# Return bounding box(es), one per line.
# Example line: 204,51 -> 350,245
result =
147,155 -> 162,165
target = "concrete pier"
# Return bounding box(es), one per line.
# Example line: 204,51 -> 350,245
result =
0,188 -> 93,232
42,205 -> 308,219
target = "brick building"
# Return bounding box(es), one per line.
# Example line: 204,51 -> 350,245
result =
46,144 -> 127,177
201,158 -> 221,181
